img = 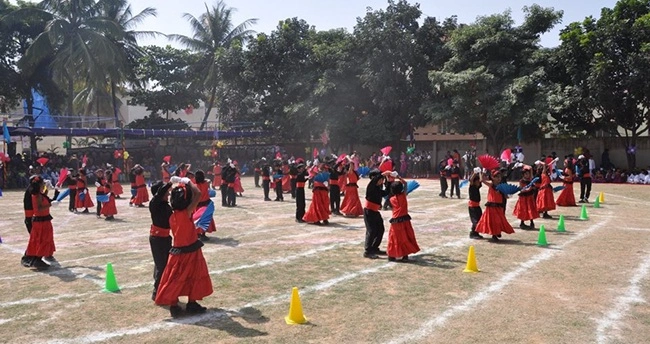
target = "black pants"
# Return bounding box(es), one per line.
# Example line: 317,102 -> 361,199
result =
364,209 -> 385,253
290,178 -> 297,198
450,178 -> 460,197
275,180 -> 283,200
68,189 -> 77,211
580,178 -> 592,200
468,206 -> 482,231
254,172 -> 260,187
149,235 -> 172,296
295,187 -> 305,220
227,186 -> 236,206
221,183 -> 228,206
439,178 -> 448,196
263,180 -> 271,199
329,185 -> 340,213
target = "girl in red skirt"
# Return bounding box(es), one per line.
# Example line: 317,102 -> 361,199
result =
25,176 -> 56,270
75,169 -> 94,213
513,166 -> 539,229
536,163 -> 556,219
475,169 -> 515,242
194,170 -> 216,240
100,170 -> 117,221
155,178 -> 213,317
303,166 -> 331,225
340,165 -> 364,217
555,159 -> 577,206
133,165 -> 149,207
387,174 -> 420,262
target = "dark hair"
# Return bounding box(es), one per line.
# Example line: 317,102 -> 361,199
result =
390,181 -> 404,195
195,170 -> 205,183
170,185 -> 192,210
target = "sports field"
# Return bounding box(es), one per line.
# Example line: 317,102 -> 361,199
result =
0,179 -> 649,344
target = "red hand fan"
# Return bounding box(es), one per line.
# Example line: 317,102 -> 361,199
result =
380,146 -> 392,156
478,154 -> 499,170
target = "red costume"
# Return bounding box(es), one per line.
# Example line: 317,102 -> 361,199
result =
133,173 -> 149,206
111,169 -> 123,196
100,180 -> 118,217
27,193 -> 56,257
555,168 -> 576,206
302,181 -> 330,223
75,177 -> 94,209
212,165 -> 222,188
195,182 -> 216,233
387,193 -> 420,258
154,209 -> 213,306
340,169 -> 363,217
513,179 -> 539,221
475,186 -> 515,237
536,173 -> 556,212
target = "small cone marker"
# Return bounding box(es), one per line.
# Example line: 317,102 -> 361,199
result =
593,196 -> 600,208
102,263 -> 120,293
580,205 -> 589,220
537,225 -> 549,246
463,245 -> 479,273
557,215 -> 566,232
599,192 -> 604,203
285,287 -> 307,324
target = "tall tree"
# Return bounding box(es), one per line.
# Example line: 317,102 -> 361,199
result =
170,0 -> 257,130
424,5 -> 563,153
550,0 -> 650,169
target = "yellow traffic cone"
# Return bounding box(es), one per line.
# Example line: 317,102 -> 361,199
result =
285,287 -> 307,324
598,192 -> 604,203
463,245 -> 479,273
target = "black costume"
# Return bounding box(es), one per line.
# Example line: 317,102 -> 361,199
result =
450,165 -> 461,198
148,182 -> 173,300
578,158 -> 592,202
262,163 -> 271,201
438,160 -> 448,198
328,165 -> 341,215
295,168 -> 308,222
364,171 -> 389,258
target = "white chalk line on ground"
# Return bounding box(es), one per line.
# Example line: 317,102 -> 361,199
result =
43,238 -> 472,344
595,252 -> 650,344
383,215 -> 613,344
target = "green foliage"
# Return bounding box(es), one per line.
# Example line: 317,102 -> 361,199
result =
126,115 -> 190,130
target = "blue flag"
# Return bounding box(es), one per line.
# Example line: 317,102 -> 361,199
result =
2,120 -> 10,144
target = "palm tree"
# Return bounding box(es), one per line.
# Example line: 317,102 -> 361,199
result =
170,1 -> 257,130
18,0 -> 126,127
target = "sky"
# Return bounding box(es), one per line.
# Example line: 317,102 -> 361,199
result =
122,0 -> 618,48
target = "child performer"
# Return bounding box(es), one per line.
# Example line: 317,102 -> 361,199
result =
513,165 -> 538,229
536,162 -> 556,219
303,164 -> 331,225
100,170 -> 118,221
475,169 -> 515,242
108,164 -> 124,199
468,168 -> 484,239
294,163 -> 308,223
363,170 -> 390,259
194,170 -> 216,241
155,177 -> 213,317
340,162 -> 364,217
387,173 -> 420,262
450,160 -> 461,198
75,169 -> 94,213
556,158 -> 577,206
148,181 -> 173,301
25,176 -> 56,270
273,162 -> 284,202
328,162 -> 341,215
94,169 -> 106,218
21,178 -> 36,267
133,165 -> 149,207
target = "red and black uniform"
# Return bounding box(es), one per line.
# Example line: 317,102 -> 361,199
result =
196,181 -> 216,233
536,171 -> 556,214
155,209 -> 213,306
26,192 -> 56,261
224,165 -> 237,206
100,177 -> 117,218
475,185 -> 515,238
468,183 -> 482,238
578,158 -> 592,202
289,163 -> 298,199
129,169 -> 137,204
148,186 -> 173,300
363,176 -> 388,256
295,169 -> 308,222
21,185 -> 36,266
75,175 -> 94,211
513,178 -> 539,226
66,174 -> 77,212
303,178 -> 330,224
556,167 -> 576,206
450,165 -> 461,198
212,164 -> 222,189
340,168 -> 363,217
273,166 -> 284,201
328,167 -> 341,214
111,169 -> 124,197
133,171 -> 149,206
387,192 -> 420,259
253,161 -> 261,188
96,176 -> 106,216
438,160 -> 449,198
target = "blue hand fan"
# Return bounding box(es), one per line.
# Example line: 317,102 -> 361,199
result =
357,166 -> 370,177
459,179 -> 469,188
131,188 -> 137,197
314,172 -> 330,183
525,177 -> 540,189
96,194 -> 109,203
406,180 -> 420,194
273,174 -> 283,180
168,165 -> 178,174
496,183 -> 521,195
56,188 -> 70,202
208,189 -> 217,198
79,191 -> 85,201
553,185 -> 565,192
193,201 -> 215,232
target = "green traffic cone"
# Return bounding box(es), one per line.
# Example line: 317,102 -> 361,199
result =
557,215 -> 566,232
102,263 -> 120,293
593,197 -> 600,208
537,225 -> 548,246
580,205 -> 589,220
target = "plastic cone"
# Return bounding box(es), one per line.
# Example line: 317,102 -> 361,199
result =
593,197 -> 600,208
580,205 -> 589,220
102,263 -> 120,293
537,225 -> 549,246
599,192 -> 604,203
557,215 -> 566,232
285,287 -> 307,324
463,245 -> 479,273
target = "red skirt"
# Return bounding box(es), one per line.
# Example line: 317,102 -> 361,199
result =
555,183 -> 576,206
475,206 -> 515,236
234,178 -> 244,193
387,221 -> 420,258
213,176 -> 222,188
536,188 -> 556,212
282,175 -> 291,193
26,220 -> 55,257
303,189 -> 330,223
100,194 -> 118,216
133,186 -> 149,205
340,186 -> 363,217
154,249 -> 213,305
112,182 -> 124,195
75,189 -> 95,209
513,194 -> 539,221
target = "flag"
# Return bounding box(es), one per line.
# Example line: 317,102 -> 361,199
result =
2,120 -> 10,144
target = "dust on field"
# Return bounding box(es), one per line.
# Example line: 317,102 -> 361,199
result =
0,180 -> 648,343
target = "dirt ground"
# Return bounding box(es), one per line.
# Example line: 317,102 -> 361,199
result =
0,178 -> 649,344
